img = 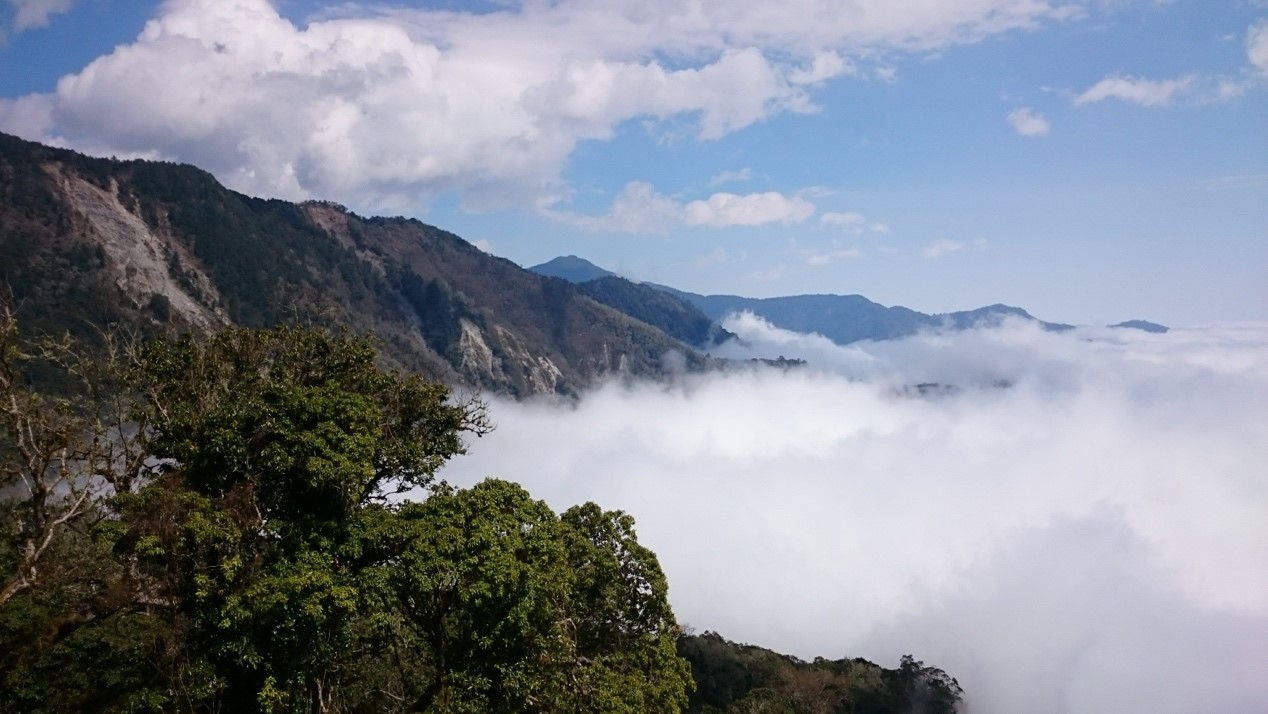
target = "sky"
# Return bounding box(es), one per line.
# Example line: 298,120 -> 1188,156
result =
1,0 -> 1266,325
434,318 -> 1268,714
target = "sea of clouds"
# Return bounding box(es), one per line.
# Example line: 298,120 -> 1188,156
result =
436,315 -> 1268,714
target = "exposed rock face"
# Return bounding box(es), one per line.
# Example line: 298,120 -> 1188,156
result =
49,167 -> 225,332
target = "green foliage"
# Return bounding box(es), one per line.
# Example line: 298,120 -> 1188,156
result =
132,326 -> 473,526
677,633 -> 962,714
398,270 -> 467,358
0,323 -> 700,713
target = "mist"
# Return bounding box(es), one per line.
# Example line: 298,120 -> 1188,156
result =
436,316 -> 1268,713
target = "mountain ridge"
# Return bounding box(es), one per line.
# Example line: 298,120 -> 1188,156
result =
531,255 -> 1168,344
0,132 -> 709,397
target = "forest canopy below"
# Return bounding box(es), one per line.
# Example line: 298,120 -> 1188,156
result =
0,305 -> 962,713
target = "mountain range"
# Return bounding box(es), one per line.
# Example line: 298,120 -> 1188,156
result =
531,255 -> 1168,345
0,132 -> 711,397
0,132 -> 1165,398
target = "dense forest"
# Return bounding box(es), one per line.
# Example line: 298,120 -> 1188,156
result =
0,306 -> 962,712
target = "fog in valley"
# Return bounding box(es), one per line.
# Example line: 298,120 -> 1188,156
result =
437,316 -> 1268,714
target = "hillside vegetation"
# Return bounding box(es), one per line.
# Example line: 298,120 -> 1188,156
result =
0,132 -> 706,397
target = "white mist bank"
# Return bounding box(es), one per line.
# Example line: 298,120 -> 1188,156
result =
437,318 -> 1268,714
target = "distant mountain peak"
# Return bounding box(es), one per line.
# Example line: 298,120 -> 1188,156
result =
528,255 -> 616,283
1111,319 -> 1169,333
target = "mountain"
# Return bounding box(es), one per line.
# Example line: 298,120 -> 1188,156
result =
533,257 -> 1163,345
529,254 -> 617,283
1111,319 -> 1169,333
642,284 -> 1073,344
573,275 -> 734,347
648,286 -> 935,343
0,132 -> 707,397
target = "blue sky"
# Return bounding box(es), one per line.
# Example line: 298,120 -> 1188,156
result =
2,0 -> 1265,326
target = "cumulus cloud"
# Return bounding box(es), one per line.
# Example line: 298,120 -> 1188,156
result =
435,317 -> 1268,714
1007,106 -> 1051,136
684,191 -> 816,227
544,180 -> 815,233
923,237 -> 987,258
5,0 -> 74,33
0,0 -> 1087,211
1074,73 -> 1194,106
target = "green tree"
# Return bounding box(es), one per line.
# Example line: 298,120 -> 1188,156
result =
3,322 -> 695,713
373,480 -> 692,713
113,325 -> 491,712
561,502 -> 692,712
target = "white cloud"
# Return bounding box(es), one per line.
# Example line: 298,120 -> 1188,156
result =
435,319 -> 1268,714
0,0 -> 1089,211
1249,19 -> 1268,77
923,237 -> 987,258
787,50 -> 853,85
1007,106 -> 1051,136
1074,73 -> 1194,106
542,181 -> 683,234
544,181 -> 816,233
6,0 -> 74,32
684,191 -> 816,227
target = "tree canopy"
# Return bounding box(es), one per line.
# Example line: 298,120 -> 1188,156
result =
0,318 -> 692,713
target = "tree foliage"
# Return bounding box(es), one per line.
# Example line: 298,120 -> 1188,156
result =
677,632 -> 962,714
0,320 -> 693,713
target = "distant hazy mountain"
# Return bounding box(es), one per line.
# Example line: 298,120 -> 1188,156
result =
0,132 -> 708,397
655,288 -> 1075,344
528,256 -> 1176,346
1111,320 -> 1169,333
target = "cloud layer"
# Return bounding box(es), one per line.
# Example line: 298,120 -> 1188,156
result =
437,318 -> 1268,714
0,0 -> 1085,211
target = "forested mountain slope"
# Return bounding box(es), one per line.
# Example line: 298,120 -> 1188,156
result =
0,132 -> 704,397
